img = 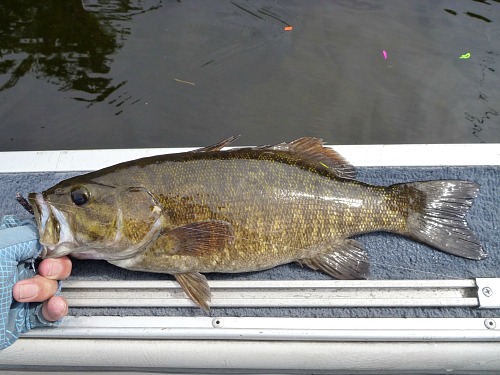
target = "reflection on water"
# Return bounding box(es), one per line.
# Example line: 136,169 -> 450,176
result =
0,0 -> 161,103
0,1 -> 498,150
444,8 -> 493,22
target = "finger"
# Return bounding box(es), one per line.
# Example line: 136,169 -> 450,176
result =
37,256 -> 72,280
41,296 -> 68,322
12,275 -> 59,303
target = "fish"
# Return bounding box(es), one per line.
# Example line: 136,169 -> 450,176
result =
27,137 -> 487,310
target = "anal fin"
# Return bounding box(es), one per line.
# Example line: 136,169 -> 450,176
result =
175,272 -> 211,311
298,239 -> 369,279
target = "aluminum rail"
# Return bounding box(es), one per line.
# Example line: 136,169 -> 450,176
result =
12,279 -> 500,371
22,316 -> 500,342
60,278 -> 500,309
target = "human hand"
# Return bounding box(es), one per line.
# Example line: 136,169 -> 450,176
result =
0,215 -> 71,350
13,256 -> 71,321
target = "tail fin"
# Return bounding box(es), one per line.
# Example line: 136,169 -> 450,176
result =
397,180 -> 487,260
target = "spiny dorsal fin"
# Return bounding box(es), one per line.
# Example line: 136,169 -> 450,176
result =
193,136 -> 240,153
261,137 -> 356,179
175,272 -> 211,311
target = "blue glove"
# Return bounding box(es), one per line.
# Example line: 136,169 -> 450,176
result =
0,215 -> 60,350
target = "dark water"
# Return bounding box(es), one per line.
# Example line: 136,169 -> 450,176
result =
1,0 -> 499,151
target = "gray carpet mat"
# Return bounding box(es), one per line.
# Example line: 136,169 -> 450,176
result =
1,165 -> 498,318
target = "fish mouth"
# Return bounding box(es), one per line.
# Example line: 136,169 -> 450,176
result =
28,192 -> 76,258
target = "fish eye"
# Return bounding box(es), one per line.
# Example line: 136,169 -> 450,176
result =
71,187 -> 90,206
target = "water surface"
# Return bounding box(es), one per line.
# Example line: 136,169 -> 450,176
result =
1,0 -> 499,150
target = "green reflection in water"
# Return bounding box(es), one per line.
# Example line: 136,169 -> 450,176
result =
0,0 -> 161,103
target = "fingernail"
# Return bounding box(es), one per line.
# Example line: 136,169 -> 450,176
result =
19,282 -> 39,300
42,296 -> 68,322
47,261 -> 63,277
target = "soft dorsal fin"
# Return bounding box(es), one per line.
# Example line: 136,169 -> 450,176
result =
262,137 -> 356,179
193,136 -> 240,153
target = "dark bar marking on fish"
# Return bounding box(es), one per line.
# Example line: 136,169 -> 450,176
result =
16,192 -> 34,215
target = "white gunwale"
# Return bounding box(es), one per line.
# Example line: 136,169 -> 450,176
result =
0,143 -> 499,172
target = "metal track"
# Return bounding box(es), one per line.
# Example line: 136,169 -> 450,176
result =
22,316 -> 500,342
61,278 -> 500,309
15,278 -> 500,372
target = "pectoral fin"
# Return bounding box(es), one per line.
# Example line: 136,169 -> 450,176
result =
168,220 -> 234,256
298,239 -> 369,279
175,272 -> 211,311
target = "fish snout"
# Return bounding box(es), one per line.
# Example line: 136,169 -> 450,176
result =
27,192 -> 74,258
28,193 -> 49,237
28,192 -> 50,257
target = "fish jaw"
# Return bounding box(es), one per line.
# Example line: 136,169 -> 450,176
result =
28,192 -> 77,258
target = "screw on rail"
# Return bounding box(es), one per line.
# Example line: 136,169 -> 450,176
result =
482,287 -> 493,297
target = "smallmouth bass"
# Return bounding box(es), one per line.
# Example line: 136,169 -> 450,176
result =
28,137 -> 486,310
